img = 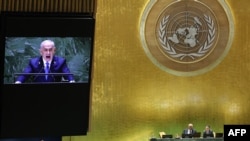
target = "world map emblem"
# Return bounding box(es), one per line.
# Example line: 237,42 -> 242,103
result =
140,0 -> 234,76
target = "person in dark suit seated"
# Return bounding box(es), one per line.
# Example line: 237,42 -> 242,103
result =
182,123 -> 197,138
203,125 -> 214,138
15,39 -> 75,83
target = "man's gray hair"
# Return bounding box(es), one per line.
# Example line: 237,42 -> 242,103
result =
40,39 -> 55,48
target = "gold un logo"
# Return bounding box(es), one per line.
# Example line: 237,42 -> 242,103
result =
140,0 -> 234,76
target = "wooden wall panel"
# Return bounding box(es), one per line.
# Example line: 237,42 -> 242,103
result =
0,0 -> 96,13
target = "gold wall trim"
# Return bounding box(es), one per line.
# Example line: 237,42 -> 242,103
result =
0,0 -> 96,14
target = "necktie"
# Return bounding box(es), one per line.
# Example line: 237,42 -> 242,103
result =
45,61 -> 49,80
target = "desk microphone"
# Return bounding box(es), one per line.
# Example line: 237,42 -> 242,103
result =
48,69 -> 56,82
33,66 -> 45,81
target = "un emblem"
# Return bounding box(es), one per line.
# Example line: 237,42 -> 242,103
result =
140,0 -> 234,76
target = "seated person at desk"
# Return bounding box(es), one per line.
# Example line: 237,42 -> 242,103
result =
15,39 -> 75,83
203,125 -> 214,138
182,123 -> 197,138
159,131 -> 166,138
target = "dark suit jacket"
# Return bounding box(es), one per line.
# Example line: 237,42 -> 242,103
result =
203,130 -> 214,138
182,129 -> 197,138
16,56 -> 74,83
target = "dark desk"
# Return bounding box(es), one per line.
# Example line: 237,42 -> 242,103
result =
150,138 -> 224,141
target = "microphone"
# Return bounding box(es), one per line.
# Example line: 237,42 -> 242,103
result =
48,69 -> 56,82
33,66 -> 45,81
33,59 -> 45,81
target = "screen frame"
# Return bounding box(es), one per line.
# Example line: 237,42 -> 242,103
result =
0,11 -> 95,138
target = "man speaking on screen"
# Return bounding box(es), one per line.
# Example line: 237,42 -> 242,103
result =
15,39 -> 75,84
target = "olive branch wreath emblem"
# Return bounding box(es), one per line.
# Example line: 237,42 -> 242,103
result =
158,15 -> 215,60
